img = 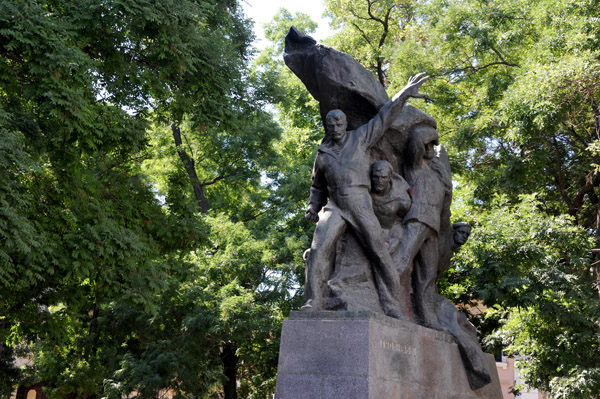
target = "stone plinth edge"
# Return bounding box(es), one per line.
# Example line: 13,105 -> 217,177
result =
275,311 -> 503,399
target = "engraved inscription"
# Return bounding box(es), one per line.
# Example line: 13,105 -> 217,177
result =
379,339 -> 417,356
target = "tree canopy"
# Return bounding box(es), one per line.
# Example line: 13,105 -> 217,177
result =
1,0 -> 288,398
2,0 -> 600,398
321,0 -> 600,396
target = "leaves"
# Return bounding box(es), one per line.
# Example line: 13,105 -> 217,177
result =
325,0 -> 600,395
0,0 -> 273,396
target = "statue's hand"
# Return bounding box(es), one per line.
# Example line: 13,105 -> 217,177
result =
392,72 -> 429,101
305,207 -> 319,223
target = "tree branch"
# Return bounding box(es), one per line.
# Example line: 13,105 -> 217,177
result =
351,21 -> 374,48
551,134 -> 574,209
591,96 -> 600,141
349,8 -> 373,22
568,171 -> 600,217
375,8 -> 392,86
202,174 -> 227,188
566,125 -> 593,150
489,45 -> 519,68
452,60 -> 518,74
449,46 -> 518,75
240,204 -> 278,223
171,122 -> 209,214
378,8 -> 391,49
366,0 -> 387,26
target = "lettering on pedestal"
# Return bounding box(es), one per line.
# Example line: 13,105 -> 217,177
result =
379,339 -> 417,356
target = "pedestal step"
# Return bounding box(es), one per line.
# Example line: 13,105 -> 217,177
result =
275,311 -> 503,399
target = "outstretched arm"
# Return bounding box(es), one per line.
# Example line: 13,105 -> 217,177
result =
359,73 -> 429,148
379,73 -> 429,133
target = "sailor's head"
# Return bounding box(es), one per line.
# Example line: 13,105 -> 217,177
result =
452,222 -> 472,247
325,109 -> 348,142
371,160 -> 393,195
408,123 -> 439,166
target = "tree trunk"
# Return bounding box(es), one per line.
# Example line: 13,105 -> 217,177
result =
220,342 -> 239,399
171,121 -> 240,398
171,121 -> 209,214
85,282 -> 100,362
594,203 -> 600,298
591,98 -> 600,299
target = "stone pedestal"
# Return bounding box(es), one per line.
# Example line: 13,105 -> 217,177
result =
275,311 -> 503,399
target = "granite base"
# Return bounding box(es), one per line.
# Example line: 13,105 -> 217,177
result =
275,311 -> 503,399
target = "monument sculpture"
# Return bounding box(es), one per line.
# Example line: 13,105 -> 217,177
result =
302,74 -> 428,320
275,27 -> 503,398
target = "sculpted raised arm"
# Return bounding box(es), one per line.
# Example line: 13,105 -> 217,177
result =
359,73 -> 429,148
379,73 -> 429,133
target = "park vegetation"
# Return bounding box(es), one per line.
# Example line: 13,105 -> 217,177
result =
1,0 -> 599,398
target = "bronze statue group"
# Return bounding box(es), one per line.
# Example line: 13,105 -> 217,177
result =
284,26 -> 492,389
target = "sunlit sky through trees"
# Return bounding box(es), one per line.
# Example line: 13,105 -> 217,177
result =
242,0 -> 331,49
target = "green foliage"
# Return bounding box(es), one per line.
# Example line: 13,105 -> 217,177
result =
5,0 -> 599,397
264,9 -> 318,54
442,194 -> 599,396
252,9 -> 326,304
324,0 -> 417,86
383,0 -> 600,217
325,0 -> 600,395
255,8 -> 322,130
0,0 -> 283,397
143,112 -> 281,221
97,215 -> 287,398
